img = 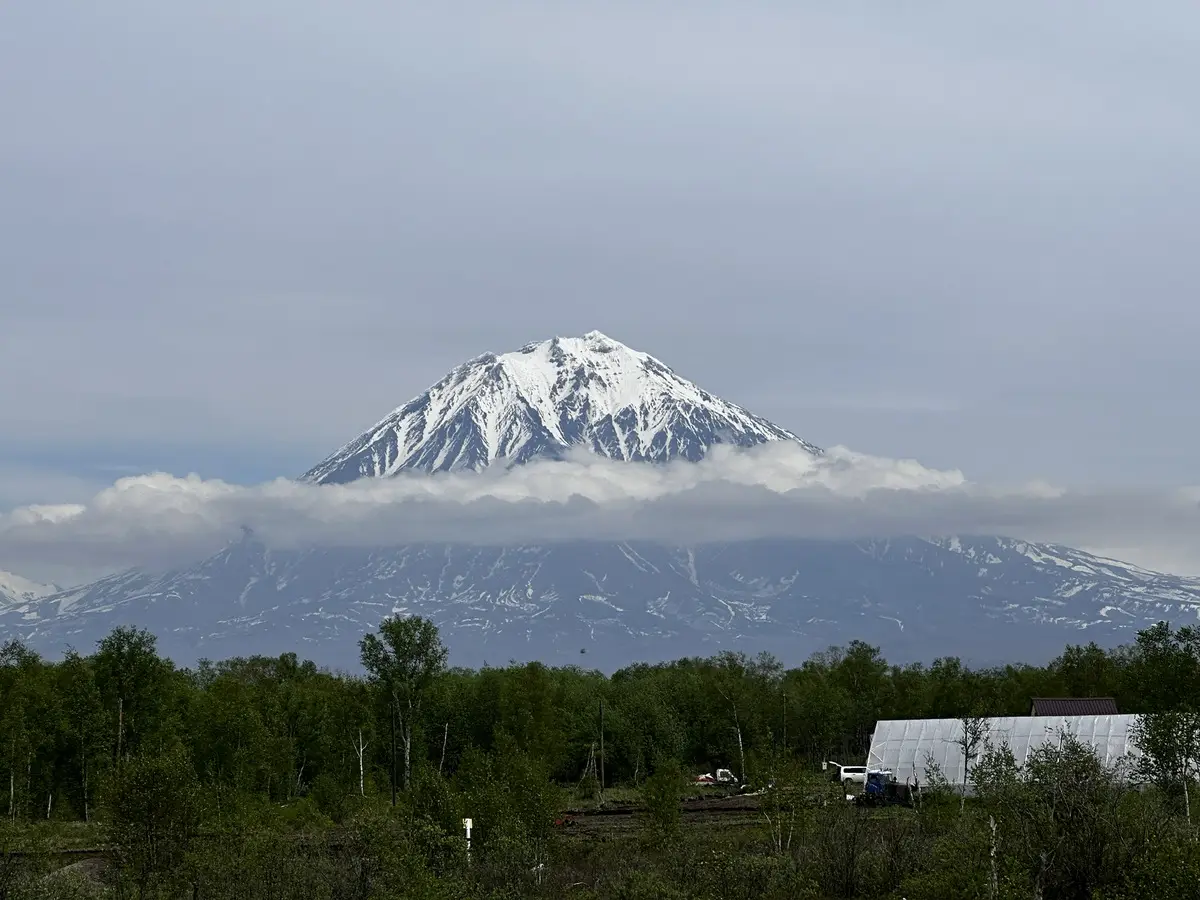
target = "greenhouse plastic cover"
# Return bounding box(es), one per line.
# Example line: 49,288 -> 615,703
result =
866,715 -> 1143,786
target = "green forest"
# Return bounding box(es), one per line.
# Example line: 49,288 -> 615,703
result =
2,618 -> 1200,899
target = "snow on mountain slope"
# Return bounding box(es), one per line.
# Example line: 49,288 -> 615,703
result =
302,331 -> 820,483
0,569 -> 59,606
5,331 -> 1197,670
5,536 -> 1200,670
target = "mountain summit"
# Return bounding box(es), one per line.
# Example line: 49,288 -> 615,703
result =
302,331 -> 820,483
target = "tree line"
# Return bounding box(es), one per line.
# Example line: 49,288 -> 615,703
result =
2,620 -> 1199,825
2,619 -> 1200,898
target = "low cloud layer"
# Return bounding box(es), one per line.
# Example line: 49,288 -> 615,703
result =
1,444 -> 1198,586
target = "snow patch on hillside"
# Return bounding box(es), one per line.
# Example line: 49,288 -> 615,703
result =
0,569 -> 58,604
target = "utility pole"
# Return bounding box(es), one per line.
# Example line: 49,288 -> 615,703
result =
599,699 -> 605,800
388,700 -> 398,806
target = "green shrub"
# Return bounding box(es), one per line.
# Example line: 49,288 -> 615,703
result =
639,760 -> 684,847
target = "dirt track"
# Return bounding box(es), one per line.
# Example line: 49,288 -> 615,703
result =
559,794 -> 765,835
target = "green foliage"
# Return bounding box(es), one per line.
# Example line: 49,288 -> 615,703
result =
894,818 -> 993,900
754,754 -> 818,853
359,617 -> 449,706
106,745 -> 202,893
639,758 -> 684,846
360,615 -> 449,793
1097,837 -> 1200,900
577,769 -> 600,802
92,627 -> 182,762
611,870 -> 690,900
7,619 -> 1200,897
685,843 -> 821,900
967,732 -> 1173,899
451,730 -> 558,890
1132,708 -> 1200,824
275,794 -> 332,831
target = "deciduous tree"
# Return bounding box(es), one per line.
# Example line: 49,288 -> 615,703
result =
360,616 -> 448,793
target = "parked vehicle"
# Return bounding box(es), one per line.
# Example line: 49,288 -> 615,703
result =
826,762 -> 868,790
854,770 -> 916,808
694,767 -> 738,785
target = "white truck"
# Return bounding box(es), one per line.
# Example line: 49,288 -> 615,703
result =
826,762 -> 868,790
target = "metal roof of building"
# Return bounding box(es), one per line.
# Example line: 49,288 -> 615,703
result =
1030,697 -> 1119,716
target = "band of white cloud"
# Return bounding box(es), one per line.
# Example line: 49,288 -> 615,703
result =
1,444 -> 1198,582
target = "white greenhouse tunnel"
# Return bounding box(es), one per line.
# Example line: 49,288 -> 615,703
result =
867,715 -> 1143,787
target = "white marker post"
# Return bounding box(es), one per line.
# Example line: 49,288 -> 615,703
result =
462,817 -> 472,864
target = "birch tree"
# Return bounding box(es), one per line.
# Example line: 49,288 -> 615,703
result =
1132,710 -> 1200,829
359,616 -> 447,793
58,650 -> 107,822
92,626 -> 174,762
0,640 -> 42,822
712,652 -> 749,784
956,714 -> 989,810
350,729 -> 370,797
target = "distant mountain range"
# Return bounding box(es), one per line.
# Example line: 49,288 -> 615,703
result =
4,331 -> 1199,669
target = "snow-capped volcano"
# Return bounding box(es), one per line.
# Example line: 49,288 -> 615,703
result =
7,330 -> 1200,672
302,330 -> 820,483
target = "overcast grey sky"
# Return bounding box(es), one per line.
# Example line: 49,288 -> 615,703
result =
2,1 -> 1198,512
